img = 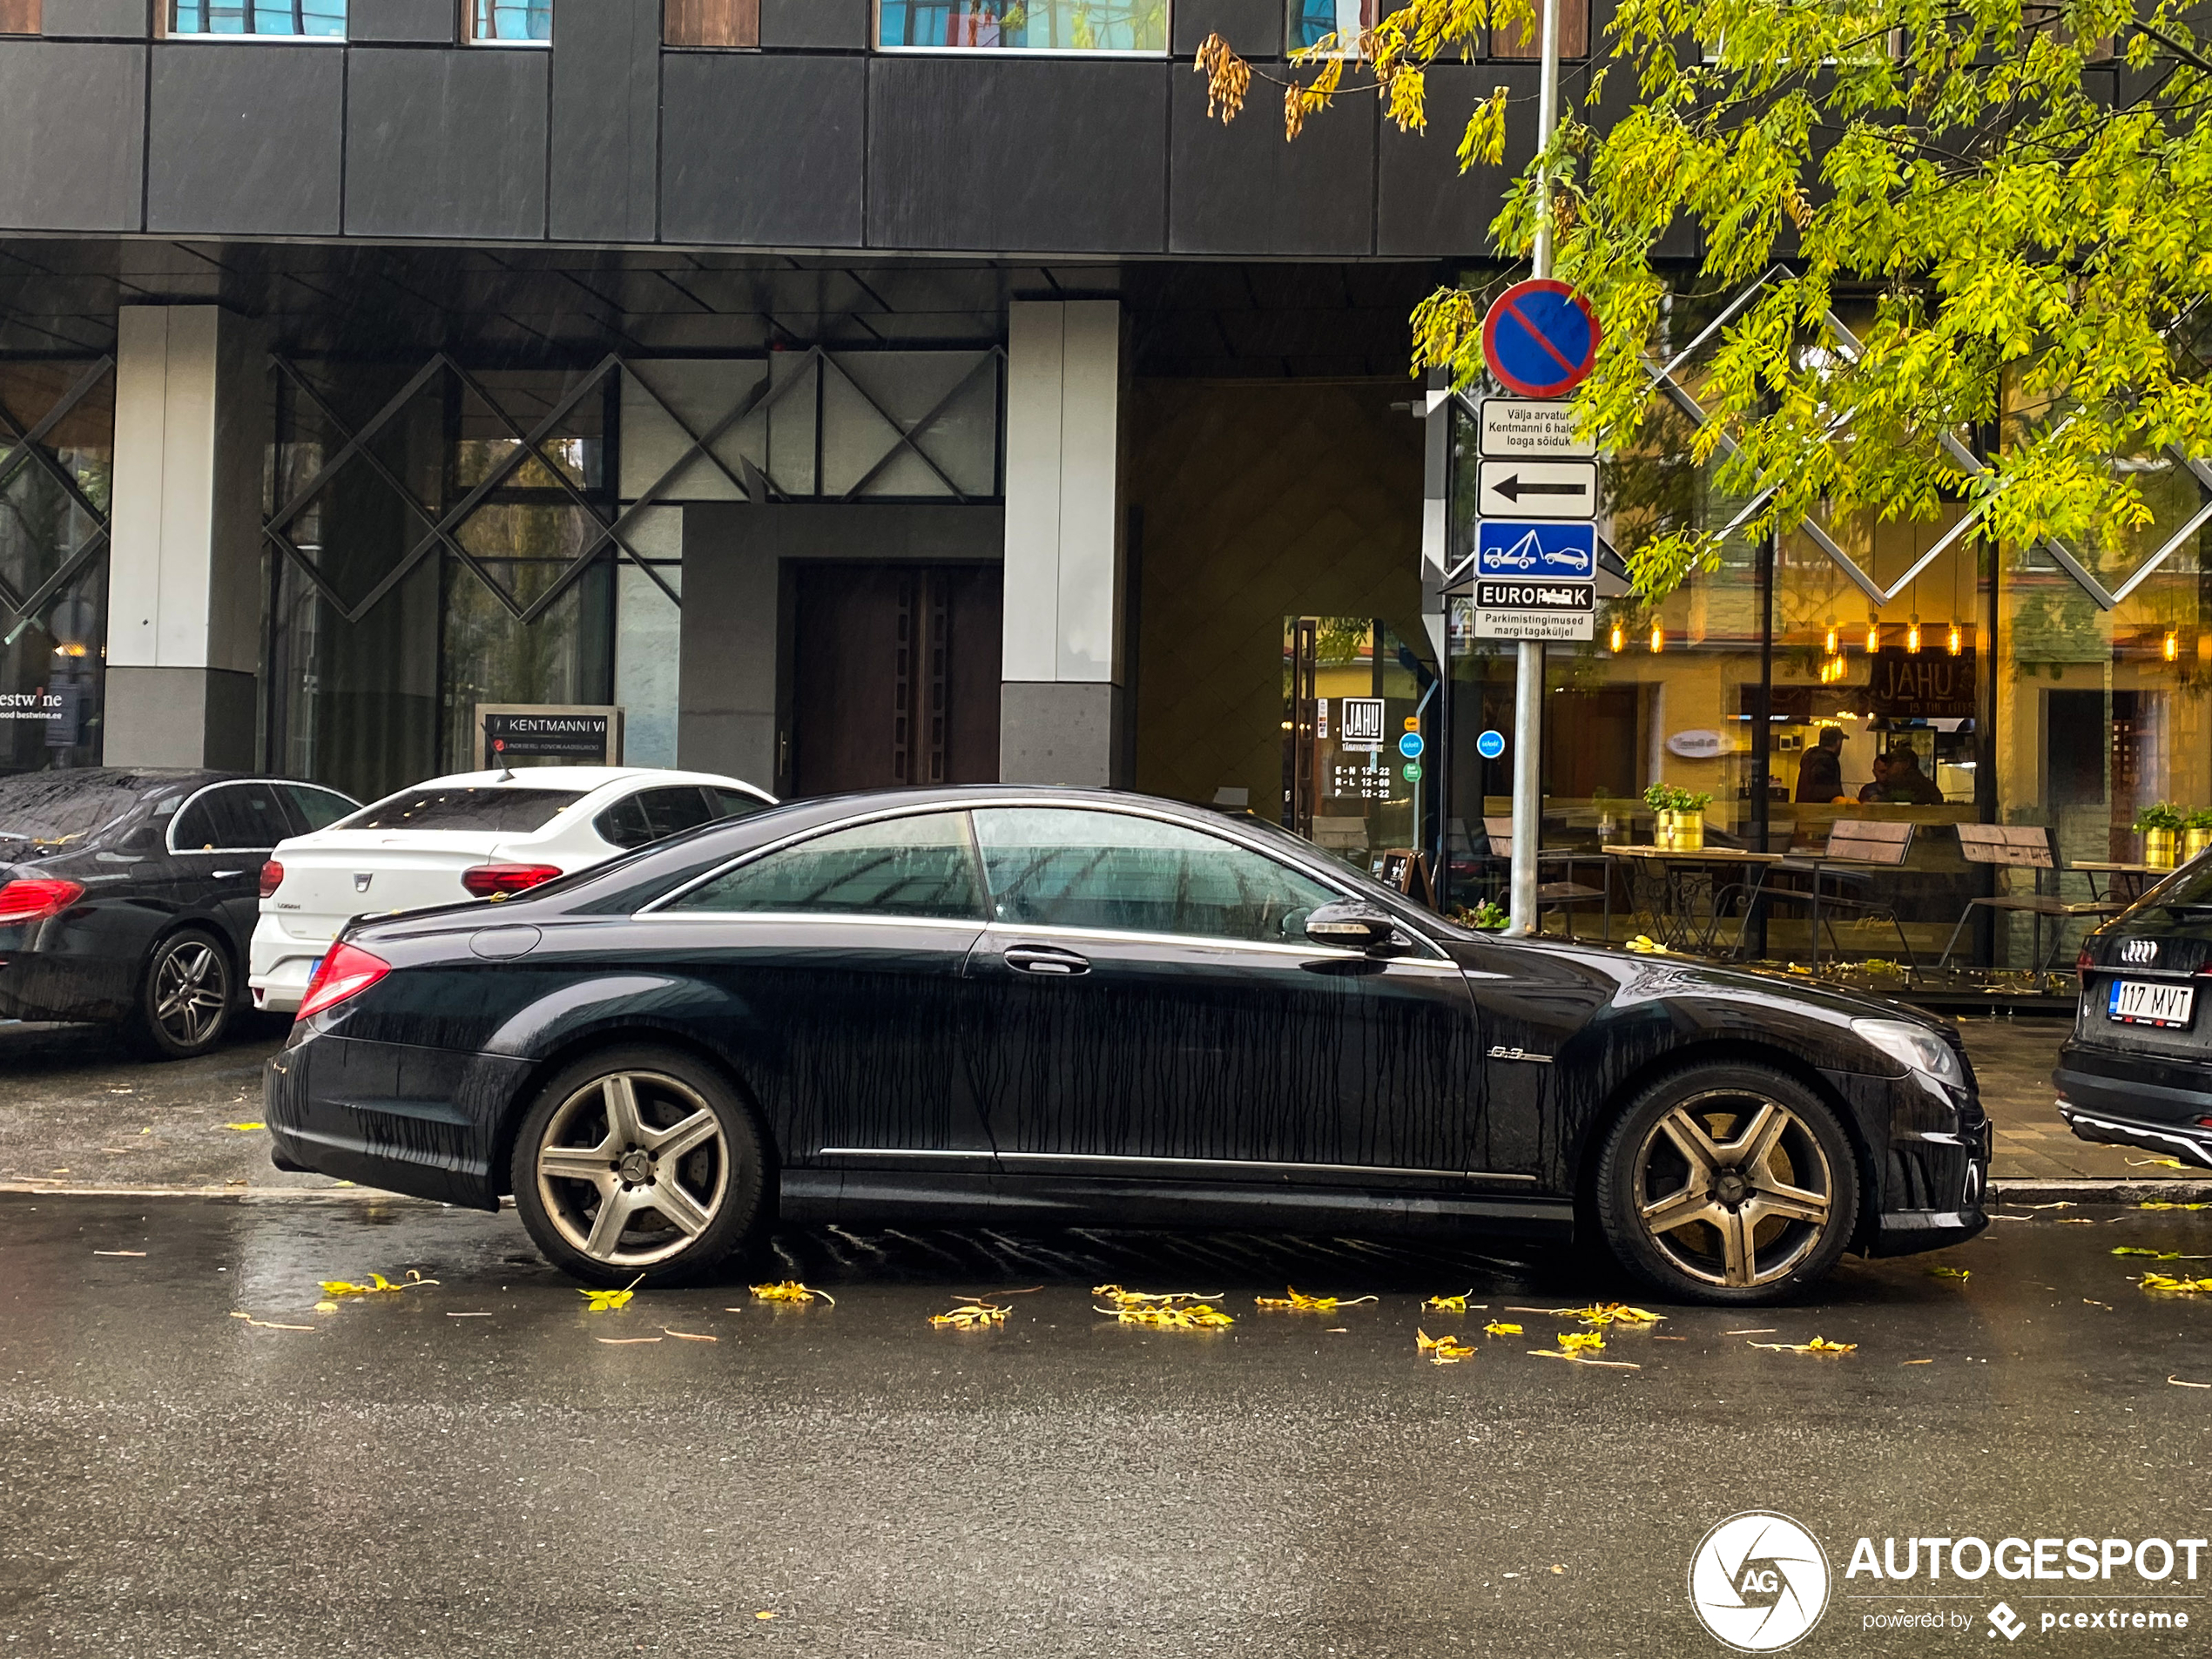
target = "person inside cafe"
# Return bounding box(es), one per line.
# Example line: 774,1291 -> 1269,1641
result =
1861,742 -> 1946,806
1795,725 -> 1847,803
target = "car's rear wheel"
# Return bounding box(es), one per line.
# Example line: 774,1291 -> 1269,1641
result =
509,1047 -> 768,1287
1595,1063 -> 1859,1305
132,927 -> 236,1060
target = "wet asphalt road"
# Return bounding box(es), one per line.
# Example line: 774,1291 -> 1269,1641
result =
3,1197 -> 2209,1657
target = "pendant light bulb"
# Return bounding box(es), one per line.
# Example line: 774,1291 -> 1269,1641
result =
1865,618 -> 1879,653
1609,620 -> 1624,654
1649,623 -> 1664,654
1947,621 -> 1963,657
2165,630 -> 2181,663
1906,617 -> 1922,655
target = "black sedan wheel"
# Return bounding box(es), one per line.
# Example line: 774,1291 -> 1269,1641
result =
134,928 -> 235,1060
509,1047 -> 768,1287
1595,1065 -> 1859,1305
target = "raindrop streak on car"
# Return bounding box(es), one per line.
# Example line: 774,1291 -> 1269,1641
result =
264,787 -> 1990,1303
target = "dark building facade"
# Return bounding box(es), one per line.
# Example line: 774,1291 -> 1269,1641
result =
0,2 -> 2201,974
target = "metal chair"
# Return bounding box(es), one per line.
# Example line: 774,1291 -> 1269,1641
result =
1939,824 -> 2121,974
1485,816 -> 1609,939
1744,819 -> 1918,972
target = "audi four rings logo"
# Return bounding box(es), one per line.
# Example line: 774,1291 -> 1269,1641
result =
2121,938 -> 2160,965
1689,1512 -> 1831,1651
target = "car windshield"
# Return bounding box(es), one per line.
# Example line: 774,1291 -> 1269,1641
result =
0,772 -> 151,847
342,787 -> 583,833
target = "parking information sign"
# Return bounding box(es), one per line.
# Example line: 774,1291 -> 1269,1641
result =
1470,522 -> 1596,640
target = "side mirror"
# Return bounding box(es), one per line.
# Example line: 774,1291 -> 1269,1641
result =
1304,899 -> 1399,952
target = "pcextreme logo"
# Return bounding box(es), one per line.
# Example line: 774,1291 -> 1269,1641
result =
1689,1511 -> 1833,1652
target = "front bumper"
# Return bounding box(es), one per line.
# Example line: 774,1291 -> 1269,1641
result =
266,1028 -> 535,1210
1820,1064 -> 1992,1257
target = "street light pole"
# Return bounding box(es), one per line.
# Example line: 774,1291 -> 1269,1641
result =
1507,0 -> 1564,936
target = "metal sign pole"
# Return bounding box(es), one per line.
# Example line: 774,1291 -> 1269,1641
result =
1507,0 -> 1565,936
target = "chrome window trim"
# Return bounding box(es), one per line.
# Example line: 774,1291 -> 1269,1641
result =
623,909 -> 988,932
978,917 -> 1459,968
635,795 -> 1449,958
165,780 -> 283,857
818,1146 -> 1539,1184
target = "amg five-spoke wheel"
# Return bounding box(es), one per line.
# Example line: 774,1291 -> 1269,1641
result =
136,927 -> 234,1059
510,1047 -> 767,1287
1597,1065 -> 1859,1305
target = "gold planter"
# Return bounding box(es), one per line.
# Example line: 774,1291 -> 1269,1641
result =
2145,827 -> 2181,870
1656,809 -> 1706,852
2185,826 -> 2212,865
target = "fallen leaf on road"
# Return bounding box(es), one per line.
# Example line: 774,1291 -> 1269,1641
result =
1927,1266 -> 1971,1281
313,1301 -> 339,1312
1100,1300 -> 1233,1329
1558,1331 -> 1606,1353
929,1300 -> 1008,1329
595,1337 -> 662,1345
662,1327 -> 718,1342
1255,1287 -> 1378,1312
2168,1376 -> 2212,1389
1424,1291 -> 1478,1312
1484,1321 -> 1523,1337
1093,1284 -> 1220,1307
756,1612 -> 778,1621
2140,1202 -> 2212,1211
230,1312 -> 314,1332
1625,935 -> 1669,954
91,1250 -> 145,1258
2113,1247 -> 2203,1259
1748,1336 -> 1857,1354
581,1276 -> 644,1312
220,1122 -> 266,1132
750,1280 -> 834,1306
2130,1157 -> 2189,1170
1417,1329 -> 1475,1363
321,1271 -> 436,1298
2138,1273 -> 2212,1294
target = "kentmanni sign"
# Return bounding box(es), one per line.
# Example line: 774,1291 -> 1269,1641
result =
475,705 -> 624,768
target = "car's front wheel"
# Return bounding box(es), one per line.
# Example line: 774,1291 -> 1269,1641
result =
509,1047 -> 768,1287
1595,1063 -> 1859,1305
132,927 -> 236,1060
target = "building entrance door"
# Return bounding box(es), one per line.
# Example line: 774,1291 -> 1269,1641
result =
788,563 -> 1002,797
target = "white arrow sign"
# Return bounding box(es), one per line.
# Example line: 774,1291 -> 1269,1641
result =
1477,460 -> 1599,520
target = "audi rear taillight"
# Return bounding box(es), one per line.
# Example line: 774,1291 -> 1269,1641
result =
0,877 -> 84,925
296,941 -> 389,1021
2078,946 -> 2094,983
461,862 -> 563,899
259,860 -> 283,900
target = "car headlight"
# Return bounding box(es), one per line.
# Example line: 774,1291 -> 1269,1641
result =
1851,1017 -> 1966,1087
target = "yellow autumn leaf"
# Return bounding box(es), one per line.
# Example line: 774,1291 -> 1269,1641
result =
929,1300 -> 1008,1329
2128,1157 -> 2189,1170
1424,1290 -> 1475,1312
1926,1266 -> 1971,1281
1097,1300 -> 1234,1329
1254,1286 -> 1379,1312
2140,1202 -> 2212,1211
1416,1328 -> 1475,1363
320,1270 -> 436,1298
220,1122 -> 267,1132
1625,934 -> 1669,954
750,1280 -> 835,1305
1558,1331 -> 1606,1353
1484,1320 -> 1523,1337
1092,1284 -> 1221,1307
2140,1272 -> 2212,1294
580,1274 -> 644,1312
1748,1336 -> 1858,1353
312,1300 -> 339,1313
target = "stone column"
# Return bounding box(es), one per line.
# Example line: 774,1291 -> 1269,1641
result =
105,305 -> 269,771
999,299 -> 1128,786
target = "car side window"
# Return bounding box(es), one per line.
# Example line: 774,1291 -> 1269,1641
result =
638,786 -> 714,841
171,794 -> 221,850
219,783 -> 292,849
283,785 -> 357,832
595,794 -> 653,850
971,807 -> 1340,944
710,786 -> 772,821
664,812 -> 984,921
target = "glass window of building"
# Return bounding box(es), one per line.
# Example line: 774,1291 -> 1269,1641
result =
471,0 -> 550,42
876,1 -> 1169,52
170,2 -> 347,36
1288,2 -> 1376,50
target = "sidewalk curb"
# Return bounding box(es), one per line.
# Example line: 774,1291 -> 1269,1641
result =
1990,1177 -> 2212,1205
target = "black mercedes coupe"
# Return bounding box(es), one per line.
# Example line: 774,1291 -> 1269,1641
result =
266,787 -> 1989,1304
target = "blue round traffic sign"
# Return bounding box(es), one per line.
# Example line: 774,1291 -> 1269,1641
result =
1399,732 -> 1425,759
1481,279 -> 1601,400
1476,728 -> 1507,759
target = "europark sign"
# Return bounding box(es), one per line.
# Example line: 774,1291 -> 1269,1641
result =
1452,279 -> 1605,643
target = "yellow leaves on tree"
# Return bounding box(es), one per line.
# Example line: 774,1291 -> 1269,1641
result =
1193,33 -> 1251,124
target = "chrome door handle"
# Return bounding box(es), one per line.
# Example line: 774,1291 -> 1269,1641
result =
213,870 -> 246,880
1003,945 -> 1090,977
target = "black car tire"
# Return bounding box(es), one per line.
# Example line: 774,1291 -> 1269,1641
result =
1595,1062 -> 1860,1306
509,1046 -> 769,1288
130,927 -> 237,1061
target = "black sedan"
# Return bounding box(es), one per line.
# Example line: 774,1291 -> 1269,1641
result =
2059,860 -> 2212,1168
266,787 -> 1989,1304
0,767 -> 360,1057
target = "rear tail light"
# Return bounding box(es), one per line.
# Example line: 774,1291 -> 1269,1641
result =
296,941 -> 390,1021
2077,947 -> 2094,981
461,862 -> 564,899
259,860 -> 283,900
0,877 -> 84,925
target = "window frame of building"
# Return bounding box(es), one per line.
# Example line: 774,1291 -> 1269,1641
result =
469,0 -> 551,45
873,1 -> 1171,57
665,0 -> 759,50
165,2 -> 350,38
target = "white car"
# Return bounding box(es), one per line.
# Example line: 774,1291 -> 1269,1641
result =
250,766 -> 775,1014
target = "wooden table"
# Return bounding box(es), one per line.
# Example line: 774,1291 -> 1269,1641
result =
1602,846 -> 1784,951
2071,860 -> 2165,906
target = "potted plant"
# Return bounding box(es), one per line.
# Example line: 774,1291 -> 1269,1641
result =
2185,808 -> 2212,864
2134,801 -> 2187,869
1643,782 -> 1713,851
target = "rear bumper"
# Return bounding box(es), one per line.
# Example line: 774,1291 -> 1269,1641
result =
0,949 -> 135,1023
249,920 -> 325,1014
265,1028 -> 535,1211
2058,1102 -> 2212,1170
2055,1042 -> 2212,1168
